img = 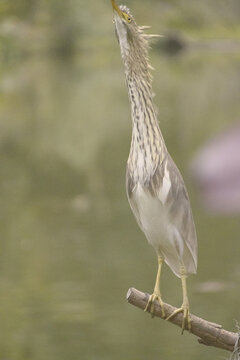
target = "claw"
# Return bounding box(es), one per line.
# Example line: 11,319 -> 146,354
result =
144,292 -> 166,318
144,256 -> 165,318
166,304 -> 191,333
165,267 -> 192,333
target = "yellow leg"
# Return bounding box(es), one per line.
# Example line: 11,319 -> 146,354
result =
144,256 -> 165,318
166,266 -> 191,333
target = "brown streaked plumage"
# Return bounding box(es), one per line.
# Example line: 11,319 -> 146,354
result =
111,0 -> 197,332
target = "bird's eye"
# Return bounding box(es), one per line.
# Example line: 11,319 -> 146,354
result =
122,12 -> 131,23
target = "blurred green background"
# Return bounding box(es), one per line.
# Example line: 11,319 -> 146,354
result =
0,0 -> 240,359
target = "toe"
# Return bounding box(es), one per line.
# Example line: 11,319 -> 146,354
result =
166,307 -> 183,321
181,307 -> 191,334
144,293 -> 165,318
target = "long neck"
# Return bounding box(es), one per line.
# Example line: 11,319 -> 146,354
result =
126,70 -> 166,182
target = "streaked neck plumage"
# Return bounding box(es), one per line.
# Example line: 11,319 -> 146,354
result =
118,23 -> 166,184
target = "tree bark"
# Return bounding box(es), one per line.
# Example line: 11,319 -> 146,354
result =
127,287 -> 240,354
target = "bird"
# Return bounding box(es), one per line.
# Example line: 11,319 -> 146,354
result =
111,0 -> 197,332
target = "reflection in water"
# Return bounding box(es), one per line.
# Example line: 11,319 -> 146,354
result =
0,2 -> 240,359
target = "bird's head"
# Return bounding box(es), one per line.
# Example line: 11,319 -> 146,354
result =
111,0 -> 161,76
111,0 -> 137,56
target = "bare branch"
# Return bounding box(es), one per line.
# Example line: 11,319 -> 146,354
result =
127,287 -> 239,353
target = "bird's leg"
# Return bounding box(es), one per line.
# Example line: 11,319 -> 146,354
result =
166,266 -> 191,333
144,256 -> 165,318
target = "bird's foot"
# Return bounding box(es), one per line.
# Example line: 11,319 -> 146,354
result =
144,292 -> 165,318
166,304 -> 191,334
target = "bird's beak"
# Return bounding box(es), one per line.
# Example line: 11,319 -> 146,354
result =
111,0 -> 123,18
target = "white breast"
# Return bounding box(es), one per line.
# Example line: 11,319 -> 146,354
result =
129,182 -> 185,271
131,183 -> 169,246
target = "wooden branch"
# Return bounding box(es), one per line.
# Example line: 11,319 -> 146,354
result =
127,287 -> 240,353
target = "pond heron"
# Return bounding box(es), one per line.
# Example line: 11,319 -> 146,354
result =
111,0 -> 197,332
